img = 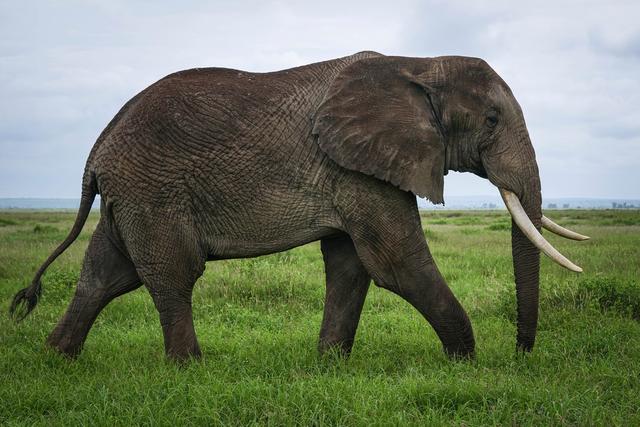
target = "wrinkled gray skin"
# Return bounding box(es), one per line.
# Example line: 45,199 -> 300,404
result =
11,52 -> 543,361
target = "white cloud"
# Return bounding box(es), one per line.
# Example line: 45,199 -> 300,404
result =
0,0 -> 638,198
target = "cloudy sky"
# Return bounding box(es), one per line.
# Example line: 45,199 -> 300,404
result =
1,0 -> 639,199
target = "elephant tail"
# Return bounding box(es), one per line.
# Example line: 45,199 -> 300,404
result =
9,169 -> 98,321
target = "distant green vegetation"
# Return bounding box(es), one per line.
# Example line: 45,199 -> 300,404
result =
1,209 -> 639,425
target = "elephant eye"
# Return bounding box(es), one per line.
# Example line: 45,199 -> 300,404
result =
485,111 -> 499,128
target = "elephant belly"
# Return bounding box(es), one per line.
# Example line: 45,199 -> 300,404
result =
203,225 -> 339,260
191,153 -> 345,259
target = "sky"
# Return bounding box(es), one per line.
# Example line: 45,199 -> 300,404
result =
1,0 -> 639,200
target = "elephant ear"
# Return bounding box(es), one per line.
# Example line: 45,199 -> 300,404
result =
312,56 -> 447,204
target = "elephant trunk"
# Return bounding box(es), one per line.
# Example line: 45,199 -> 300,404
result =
497,147 -> 584,350
486,129 -> 545,351
510,174 -> 542,351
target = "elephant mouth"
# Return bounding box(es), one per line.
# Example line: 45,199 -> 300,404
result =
499,188 -> 589,272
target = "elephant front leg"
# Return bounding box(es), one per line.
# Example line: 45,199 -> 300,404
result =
357,237 -> 475,358
397,260 -> 475,358
319,234 -> 371,357
342,191 -> 475,359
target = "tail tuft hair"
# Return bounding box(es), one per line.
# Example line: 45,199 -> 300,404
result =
9,278 -> 43,322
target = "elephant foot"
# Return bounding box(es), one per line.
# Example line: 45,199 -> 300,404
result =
45,309 -> 99,359
166,341 -> 202,363
444,345 -> 476,361
516,335 -> 535,353
442,327 -> 476,361
45,330 -> 84,359
160,312 -> 202,363
318,338 -> 354,359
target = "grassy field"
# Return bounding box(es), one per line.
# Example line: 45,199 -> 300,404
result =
1,209 -> 639,426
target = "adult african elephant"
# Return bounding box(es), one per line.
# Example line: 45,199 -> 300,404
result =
11,51 -> 588,361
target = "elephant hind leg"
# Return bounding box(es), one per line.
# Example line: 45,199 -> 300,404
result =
318,233 -> 371,357
46,220 -> 142,358
145,279 -> 203,362
125,220 -> 206,362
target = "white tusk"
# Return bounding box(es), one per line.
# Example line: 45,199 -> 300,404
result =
541,215 -> 590,241
499,189 -> 583,273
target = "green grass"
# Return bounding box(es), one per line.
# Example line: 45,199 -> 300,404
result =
1,209 -> 639,425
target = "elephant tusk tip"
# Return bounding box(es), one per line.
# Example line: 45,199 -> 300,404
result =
559,258 -> 583,273
501,190 -> 587,273
560,259 -> 583,273
541,215 -> 590,241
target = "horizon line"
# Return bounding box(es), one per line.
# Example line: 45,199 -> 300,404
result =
2,196 -> 640,201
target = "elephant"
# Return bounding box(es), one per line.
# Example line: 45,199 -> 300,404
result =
10,51 -> 588,361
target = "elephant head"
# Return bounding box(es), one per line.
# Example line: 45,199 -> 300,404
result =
313,55 -> 587,351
